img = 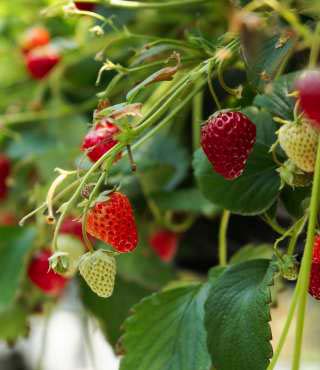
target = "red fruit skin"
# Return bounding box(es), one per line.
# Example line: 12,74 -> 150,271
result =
21,27 -> 50,54
28,249 -> 68,296
81,121 -> 120,162
86,192 -> 138,253
75,1 -> 96,11
309,263 -> 320,300
201,111 -> 256,180
296,70 -> 320,128
60,217 -> 84,241
26,50 -> 60,80
149,230 -> 179,262
60,216 -> 94,248
0,212 -> 16,226
313,235 -> 320,264
0,155 -> 11,201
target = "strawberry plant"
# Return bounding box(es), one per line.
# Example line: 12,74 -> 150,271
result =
2,0 -> 320,369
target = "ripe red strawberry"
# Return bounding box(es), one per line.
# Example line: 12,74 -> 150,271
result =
309,263 -> 320,300
75,1 -> 96,11
201,111 -> 256,180
312,235 -> 320,264
296,70 -> 320,128
25,47 -> 60,80
0,154 -> 11,201
28,249 -> 68,296
149,230 -> 179,262
86,192 -> 138,253
81,121 -> 120,162
21,26 -> 50,54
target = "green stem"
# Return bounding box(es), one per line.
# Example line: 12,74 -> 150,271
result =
287,215 -> 308,256
292,141 -> 320,370
208,60 -> 222,109
309,22 -> 320,69
81,172 -> 106,252
262,213 -> 286,235
218,210 -> 230,266
267,281 -> 301,370
19,178 -> 82,226
192,87 -> 203,150
81,158 -> 113,251
105,0 -> 209,9
51,142 -> 125,251
2,98 -> 97,127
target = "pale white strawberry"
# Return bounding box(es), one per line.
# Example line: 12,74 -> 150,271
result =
79,249 -> 116,298
278,120 -> 319,173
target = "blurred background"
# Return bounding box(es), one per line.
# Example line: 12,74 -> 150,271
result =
0,1 -> 320,369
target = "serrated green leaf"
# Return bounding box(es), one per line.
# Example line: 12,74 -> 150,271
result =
120,283 -> 211,370
242,107 -> 277,147
193,146 -> 280,215
0,227 -> 36,311
0,305 -> 28,342
281,186 -> 311,219
254,73 -> 297,120
152,188 -> 220,215
80,275 -> 151,348
229,244 -> 273,264
205,259 -> 278,370
242,30 -> 296,91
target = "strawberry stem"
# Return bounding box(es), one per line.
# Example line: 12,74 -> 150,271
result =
308,22 -> 320,69
218,210 -> 230,266
292,139 -> 320,369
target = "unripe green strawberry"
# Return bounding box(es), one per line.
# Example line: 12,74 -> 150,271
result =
79,249 -> 116,298
278,120 -> 319,173
279,255 -> 299,281
49,235 -> 86,277
278,160 -> 313,188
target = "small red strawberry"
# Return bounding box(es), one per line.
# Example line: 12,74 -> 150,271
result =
81,121 -> 120,162
309,263 -> 320,300
28,249 -> 68,296
86,191 -> 138,253
149,230 -> 179,262
75,1 -> 96,11
25,47 -> 60,80
0,154 -> 11,201
21,26 -> 50,54
0,212 -> 16,226
201,111 -> 256,180
296,70 -> 320,128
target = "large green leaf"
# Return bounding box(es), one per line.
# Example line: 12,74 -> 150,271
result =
281,186 -> 311,219
80,276 -> 151,348
205,259 -> 277,370
242,30 -> 296,91
193,146 -> 280,215
254,73 -> 297,120
229,244 -> 273,264
0,304 -> 28,342
120,284 -> 211,370
152,188 -> 220,216
0,227 -> 36,311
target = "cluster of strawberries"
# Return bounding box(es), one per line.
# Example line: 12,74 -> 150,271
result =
21,26 -> 61,80
27,102 -> 179,298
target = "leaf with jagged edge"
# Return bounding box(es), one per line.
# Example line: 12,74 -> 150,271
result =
119,283 -> 211,370
205,259 -> 278,370
0,227 -> 36,311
